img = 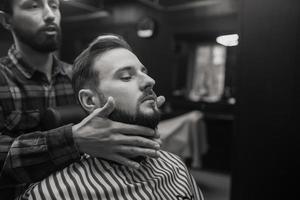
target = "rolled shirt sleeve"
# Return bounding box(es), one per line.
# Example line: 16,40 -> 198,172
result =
0,124 -> 81,185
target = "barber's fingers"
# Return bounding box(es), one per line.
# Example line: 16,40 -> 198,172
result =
153,129 -> 160,139
112,121 -> 158,137
116,146 -> 159,158
109,148 -> 160,169
113,134 -> 160,149
96,96 -> 115,117
153,137 -> 162,146
78,97 -> 115,126
109,155 -> 141,169
156,95 -> 166,108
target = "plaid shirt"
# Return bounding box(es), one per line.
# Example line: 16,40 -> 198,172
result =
0,46 -> 81,199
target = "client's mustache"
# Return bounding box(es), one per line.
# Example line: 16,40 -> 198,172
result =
39,23 -> 60,32
139,90 -> 157,103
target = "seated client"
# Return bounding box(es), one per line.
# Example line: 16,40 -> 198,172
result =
18,34 -> 204,200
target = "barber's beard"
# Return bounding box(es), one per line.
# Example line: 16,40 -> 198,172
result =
109,105 -> 161,130
13,25 -> 61,53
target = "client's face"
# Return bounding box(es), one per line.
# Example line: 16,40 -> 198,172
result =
92,48 -> 160,128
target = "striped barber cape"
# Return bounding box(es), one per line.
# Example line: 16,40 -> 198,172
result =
18,151 -> 204,200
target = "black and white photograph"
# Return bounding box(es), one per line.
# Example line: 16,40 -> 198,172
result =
0,0 -> 298,200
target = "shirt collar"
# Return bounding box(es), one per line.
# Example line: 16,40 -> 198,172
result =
8,45 -> 67,79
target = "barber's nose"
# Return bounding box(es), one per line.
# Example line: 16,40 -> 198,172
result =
140,73 -> 156,90
43,5 -> 56,22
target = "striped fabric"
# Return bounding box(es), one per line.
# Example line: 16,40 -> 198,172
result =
0,46 -> 80,199
19,151 -> 204,200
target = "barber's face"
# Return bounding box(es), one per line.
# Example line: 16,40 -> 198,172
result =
93,48 -> 160,120
9,0 -> 61,52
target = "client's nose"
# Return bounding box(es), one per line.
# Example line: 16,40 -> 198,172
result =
140,73 -> 155,90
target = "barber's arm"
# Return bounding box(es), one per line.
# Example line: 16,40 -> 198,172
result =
73,96 -> 165,169
0,96 -> 165,185
0,115 -> 80,185
0,69 -> 81,187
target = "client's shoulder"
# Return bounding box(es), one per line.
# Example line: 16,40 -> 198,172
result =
158,150 -> 183,160
156,150 -> 188,168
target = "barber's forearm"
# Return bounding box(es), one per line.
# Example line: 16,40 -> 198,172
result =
0,135 -> 14,171
0,124 -> 81,184
47,124 -> 81,167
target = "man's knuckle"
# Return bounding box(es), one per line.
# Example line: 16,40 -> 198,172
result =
128,148 -> 136,155
131,137 -> 139,144
108,134 -> 118,143
110,122 -> 120,132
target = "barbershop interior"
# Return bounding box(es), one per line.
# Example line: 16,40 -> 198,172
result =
0,0 -> 298,200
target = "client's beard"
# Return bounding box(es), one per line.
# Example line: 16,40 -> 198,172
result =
109,106 -> 161,130
109,106 -> 161,162
104,104 -> 161,162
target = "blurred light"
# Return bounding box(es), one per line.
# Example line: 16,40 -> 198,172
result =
63,11 -> 110,22
228,97 -> 236,105
137,30 -> 153,38
216,34 -> 239,47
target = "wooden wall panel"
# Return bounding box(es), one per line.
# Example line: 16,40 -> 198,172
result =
231,0 -> 300,199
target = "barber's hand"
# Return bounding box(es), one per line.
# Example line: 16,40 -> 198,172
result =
72,97 -> 161,169
157,95 -> 165,108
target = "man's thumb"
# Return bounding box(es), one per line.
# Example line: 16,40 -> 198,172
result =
157,96 -> 166,108
98,96 -> 115,117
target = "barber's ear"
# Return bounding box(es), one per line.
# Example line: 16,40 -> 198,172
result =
0,11 -> 12,30
78,89 -> 99,113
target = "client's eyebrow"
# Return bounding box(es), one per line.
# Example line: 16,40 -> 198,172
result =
114,65 -> 147,75
114,66 -> 134,75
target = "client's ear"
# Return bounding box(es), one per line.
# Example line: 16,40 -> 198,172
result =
78,89 -> 99,113
0,11 -> 12,30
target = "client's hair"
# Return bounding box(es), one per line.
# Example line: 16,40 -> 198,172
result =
72,34 -> 132,97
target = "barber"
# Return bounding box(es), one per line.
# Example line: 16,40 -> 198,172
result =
0,0 -> 164,198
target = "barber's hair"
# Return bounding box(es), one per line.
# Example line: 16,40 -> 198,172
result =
72,34 -> 132,98
0,0 -> 13,14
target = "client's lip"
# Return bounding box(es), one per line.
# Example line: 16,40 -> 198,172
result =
41,25 -> 58,33
141,95 -> 157,103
